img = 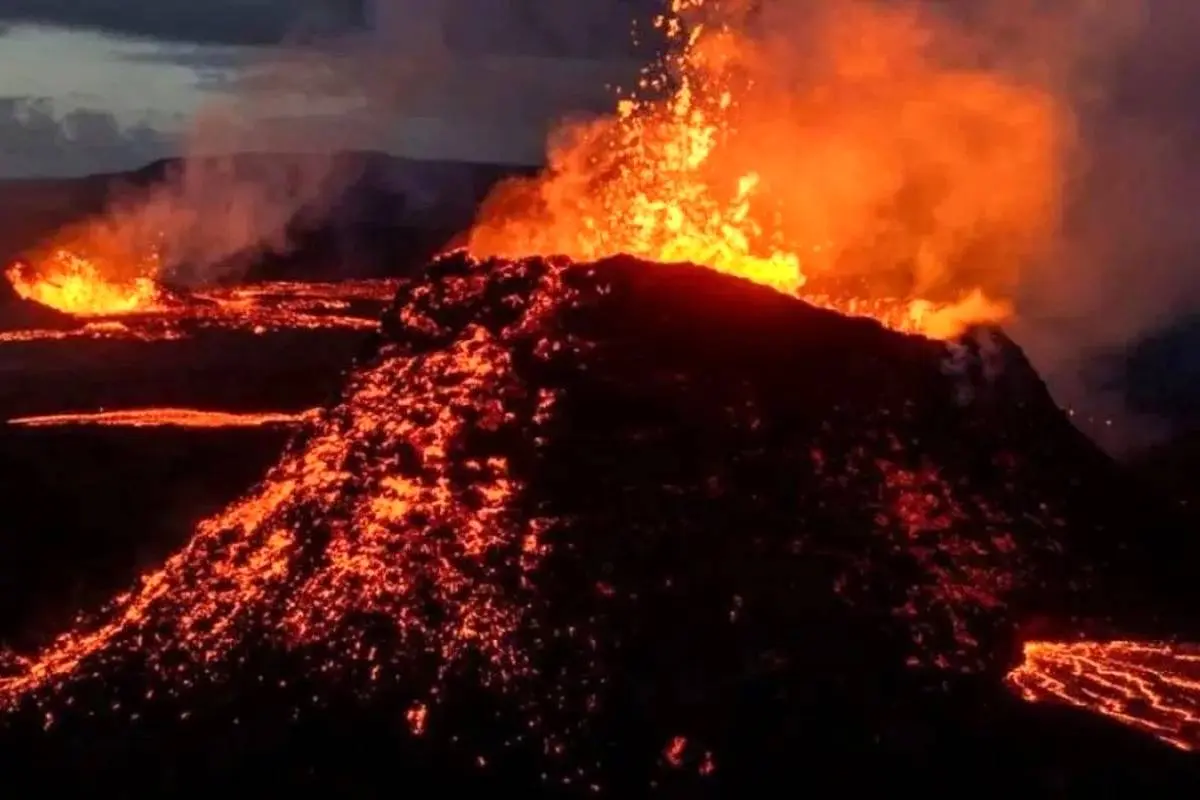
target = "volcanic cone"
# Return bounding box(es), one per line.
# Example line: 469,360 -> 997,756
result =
2,253 -> 1196,793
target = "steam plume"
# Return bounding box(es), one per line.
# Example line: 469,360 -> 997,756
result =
91,1 -> 451,286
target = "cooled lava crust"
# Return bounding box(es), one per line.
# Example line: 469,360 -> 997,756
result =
2,252 -> 1195,794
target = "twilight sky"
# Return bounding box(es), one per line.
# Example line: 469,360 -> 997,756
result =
1,1 -> 1198,178
0,0 -> 654,177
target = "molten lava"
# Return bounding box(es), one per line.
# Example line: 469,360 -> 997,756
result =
467,0 -> 1068,339
0,278 -> 398,343
7,408 -> 315,429
6,251 -> 161,316
1008,640 -> 1200,752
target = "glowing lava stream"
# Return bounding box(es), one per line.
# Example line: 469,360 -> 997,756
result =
7,408 -> 316,429
0,273 -> 399,342
1008,640 -> 1200,752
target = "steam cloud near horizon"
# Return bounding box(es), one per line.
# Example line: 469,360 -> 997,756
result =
84,7 -> 443,286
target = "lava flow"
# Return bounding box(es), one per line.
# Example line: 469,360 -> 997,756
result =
3,208 -> 397,341
7,408 -> 315,429
0,266 -> 398,343
1009,640 -> 1200,752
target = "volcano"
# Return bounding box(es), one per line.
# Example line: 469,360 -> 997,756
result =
1,253 -> 1197,794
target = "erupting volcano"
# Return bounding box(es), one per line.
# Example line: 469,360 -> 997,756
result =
466,0 -> 1062,339
1,0 -> 1197,793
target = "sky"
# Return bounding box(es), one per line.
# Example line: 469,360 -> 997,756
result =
0,0 -> 654,177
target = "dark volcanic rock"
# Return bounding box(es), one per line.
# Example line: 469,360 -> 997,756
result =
2,253 -> 1196,795
0,274 -> 75,331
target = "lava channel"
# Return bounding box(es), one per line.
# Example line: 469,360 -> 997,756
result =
1,271 -> 398,343
1008,640 -> 1200,752
7,408 -> 316,429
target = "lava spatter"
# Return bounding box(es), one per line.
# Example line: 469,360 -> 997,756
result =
468,0 -> 1068,338
1009,640 -> 1200,752
6,250 -> 162,317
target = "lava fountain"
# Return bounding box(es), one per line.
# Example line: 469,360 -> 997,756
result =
466,0 -> 1070,339
6,250 -> 162,317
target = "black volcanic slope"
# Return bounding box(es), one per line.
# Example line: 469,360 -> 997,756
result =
1,253 -> 1196,795
0,275 -> 74,332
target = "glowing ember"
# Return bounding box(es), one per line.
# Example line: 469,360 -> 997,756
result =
6,251 -> 161,316
1008,640 -> 1200,752
468,0 -> 1066,338
7,408 -> 316,429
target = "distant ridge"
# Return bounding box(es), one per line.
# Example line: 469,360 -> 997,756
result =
0,151 -> 536,280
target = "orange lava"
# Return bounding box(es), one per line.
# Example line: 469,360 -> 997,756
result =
7,408 -> 315,429
1008,640 -> 1200,752
6,250 -> 161,316
467,0 -> 1068,338
0,278 -> 398,343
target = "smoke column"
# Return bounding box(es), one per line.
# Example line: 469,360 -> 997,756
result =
1006,2 -> 1200,450
97,1 -> 444,285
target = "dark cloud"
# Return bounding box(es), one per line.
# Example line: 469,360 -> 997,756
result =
441,0 -> 662,58
0,0 -> 365,45
0,0 -> 663,52
116,47 -> 247,93
0,98 -> 172,177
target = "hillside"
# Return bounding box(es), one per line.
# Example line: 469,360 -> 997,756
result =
0,152 -> 533,281
2,252 -> 1196,793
